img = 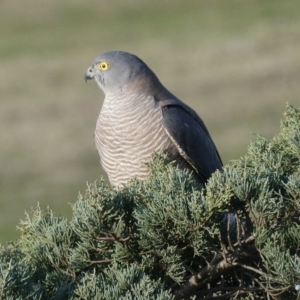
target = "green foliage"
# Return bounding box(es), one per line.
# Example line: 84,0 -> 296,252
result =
1,104 -> 300,299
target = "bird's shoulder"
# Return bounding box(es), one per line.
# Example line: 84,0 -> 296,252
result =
157,96 -> 223,181
158,97 -> 210,136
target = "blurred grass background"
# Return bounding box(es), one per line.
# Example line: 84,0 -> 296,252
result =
1,0 -> 299,242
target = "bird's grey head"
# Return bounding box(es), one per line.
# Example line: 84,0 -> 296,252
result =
85,51 -> 161,95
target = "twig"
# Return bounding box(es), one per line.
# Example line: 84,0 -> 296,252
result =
89,259 -> 113,265
232,262 -> 269,278
96,236 -> 130,242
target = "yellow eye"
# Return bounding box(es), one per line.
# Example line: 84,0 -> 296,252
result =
99,61 -> 110,71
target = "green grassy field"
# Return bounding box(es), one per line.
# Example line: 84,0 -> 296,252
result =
1,0 -> 300,242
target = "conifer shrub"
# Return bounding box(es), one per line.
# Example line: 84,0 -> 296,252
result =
1,104 -> 300,299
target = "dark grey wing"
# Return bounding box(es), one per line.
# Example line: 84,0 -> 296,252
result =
162,104 -> 222,182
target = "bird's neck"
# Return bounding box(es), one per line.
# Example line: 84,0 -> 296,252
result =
100,77 -> 171,115
104,91 -> 147,109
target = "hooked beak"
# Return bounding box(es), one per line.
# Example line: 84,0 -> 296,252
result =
84,66 -> 95,82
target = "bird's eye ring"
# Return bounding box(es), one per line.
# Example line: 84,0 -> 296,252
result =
99,61 -> 110,71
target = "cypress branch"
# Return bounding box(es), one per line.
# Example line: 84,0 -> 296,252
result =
0,104 -> 300,299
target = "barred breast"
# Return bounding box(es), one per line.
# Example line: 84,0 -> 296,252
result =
94,93 -> 179,187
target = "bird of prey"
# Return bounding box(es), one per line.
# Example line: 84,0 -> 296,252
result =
85,51 -> 222,187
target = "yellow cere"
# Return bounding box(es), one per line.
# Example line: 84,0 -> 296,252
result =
99,61 -> 110,71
